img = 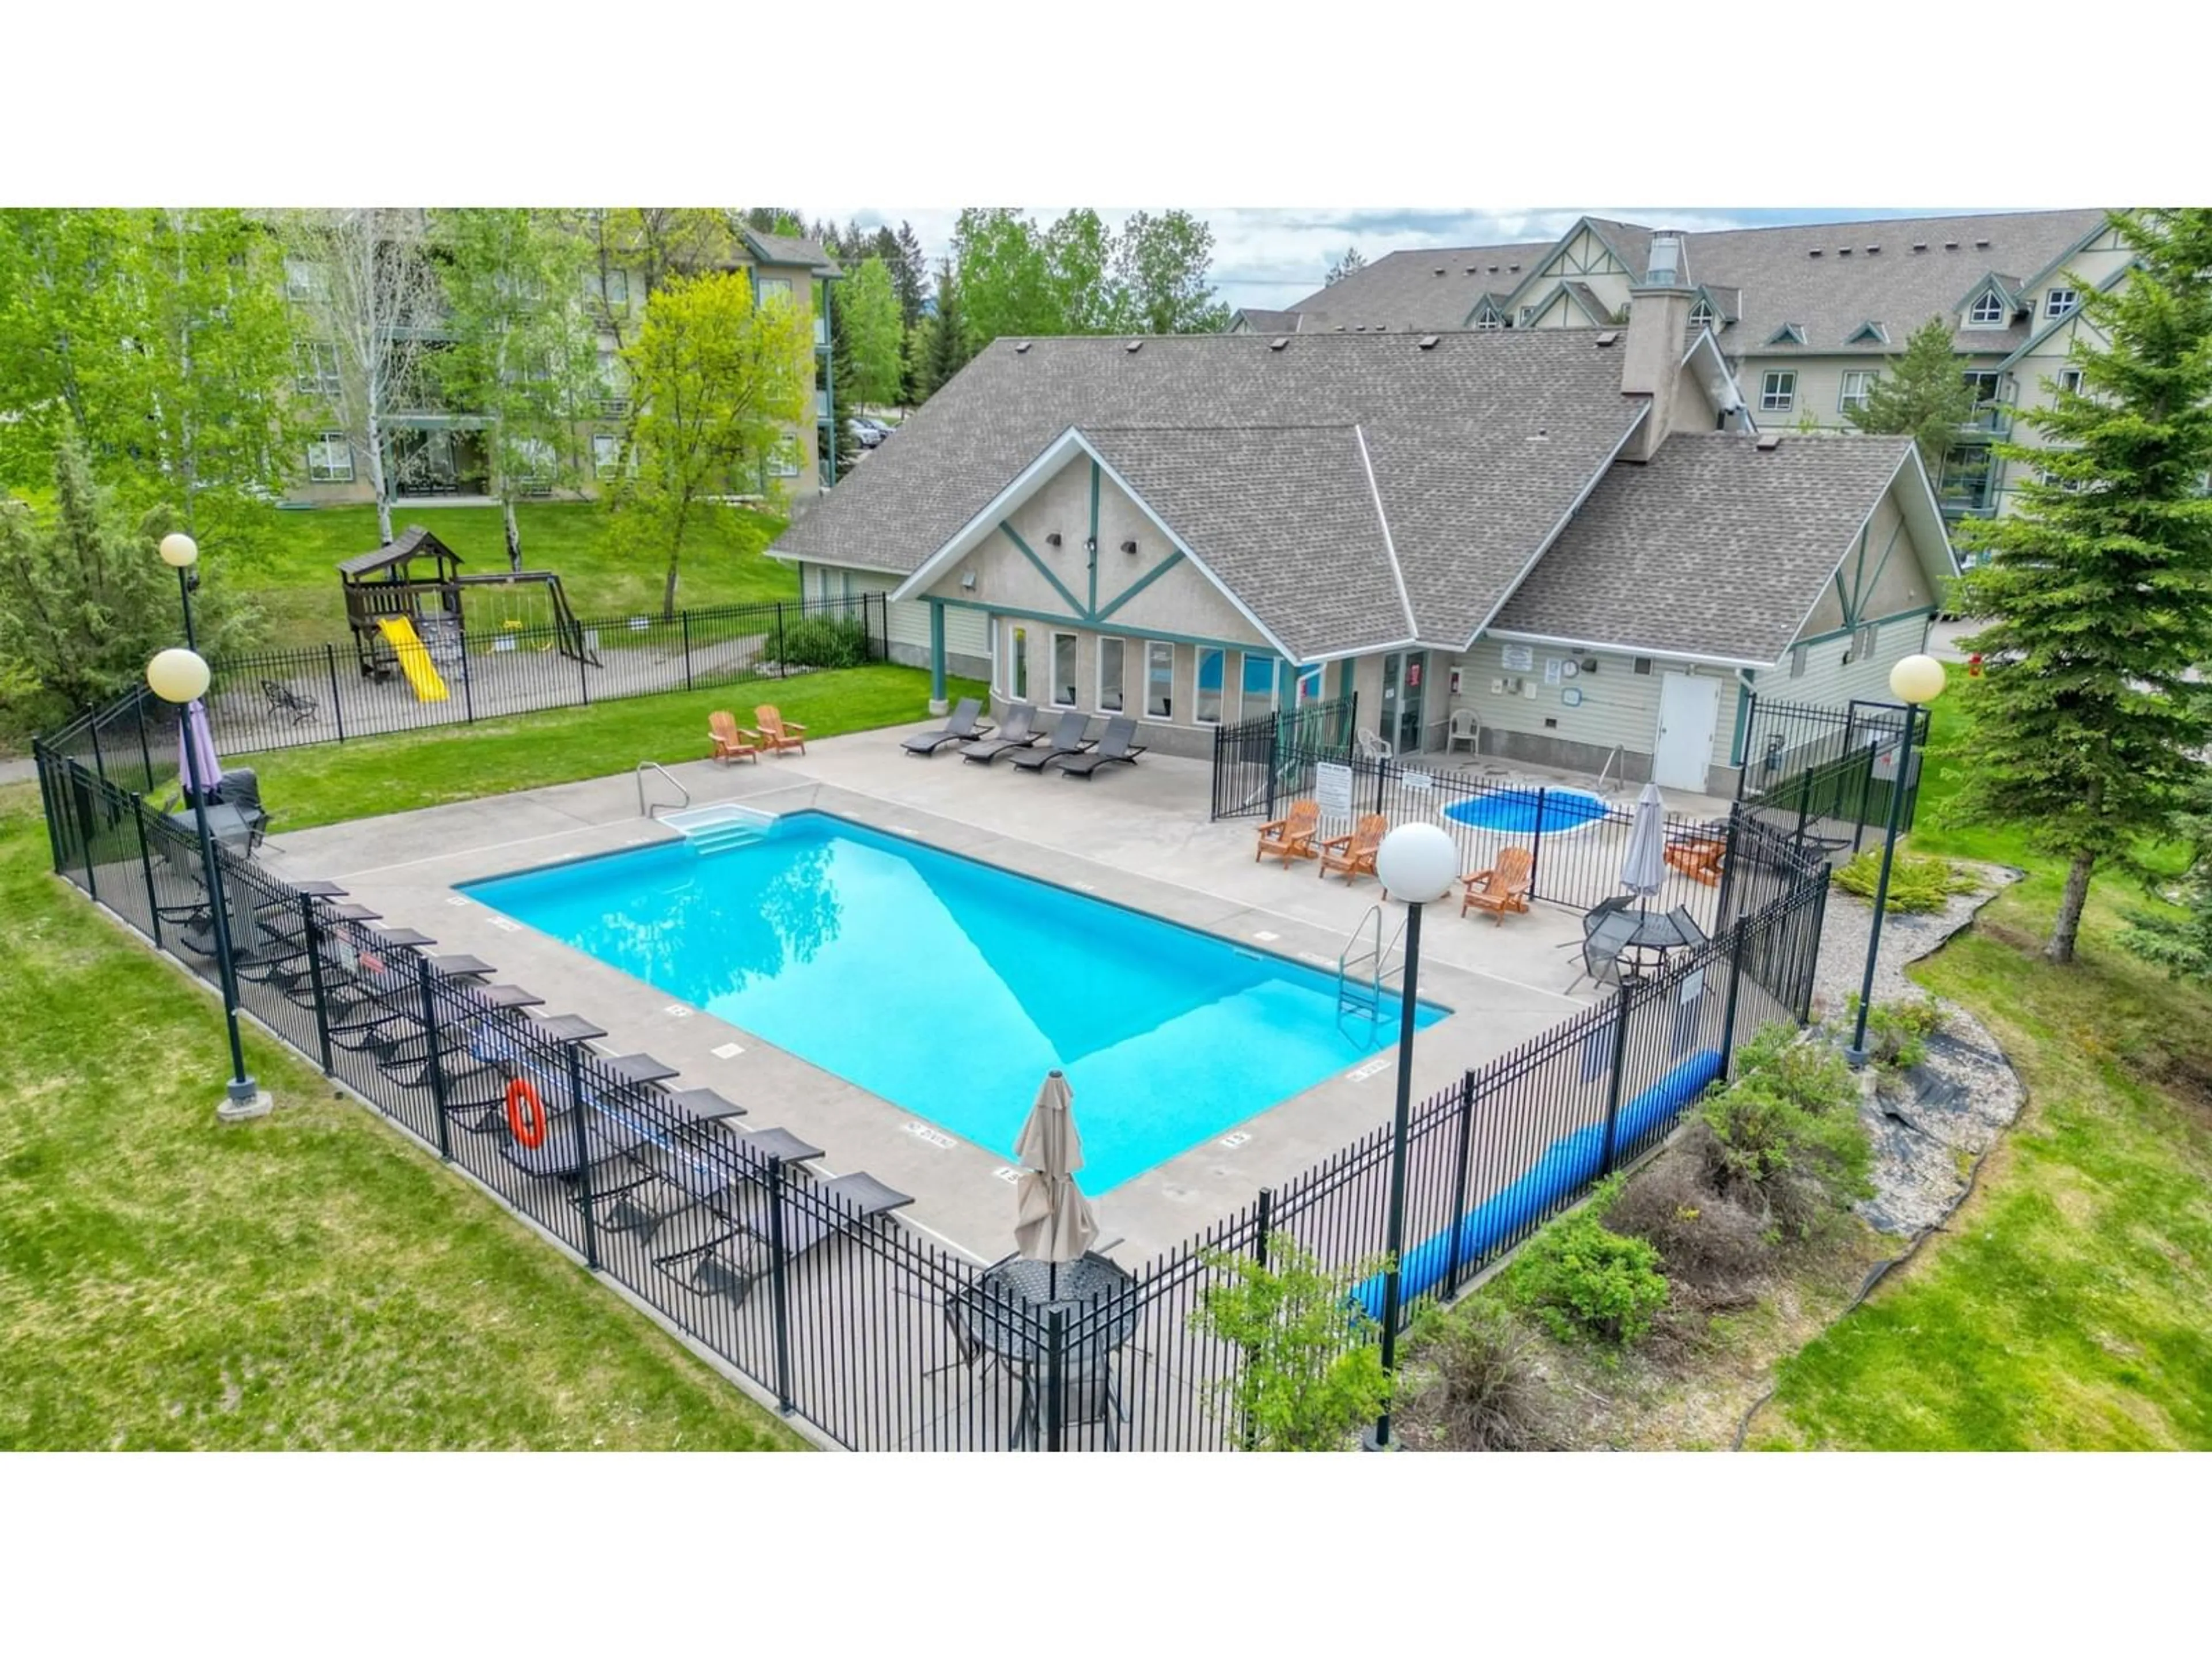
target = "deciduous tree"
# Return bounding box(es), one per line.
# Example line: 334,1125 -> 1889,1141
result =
1115,209 -> 1230,334
1954,208 -> 2212,964
840,256 -> 905,410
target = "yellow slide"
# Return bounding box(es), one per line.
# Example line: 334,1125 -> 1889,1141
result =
376,615 -> 449,703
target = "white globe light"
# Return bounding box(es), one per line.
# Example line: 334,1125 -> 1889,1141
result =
146,646 -> 211,704
1889,653 -> 1946,706
158,532 -> 199,569
1376,822 -> 1461,906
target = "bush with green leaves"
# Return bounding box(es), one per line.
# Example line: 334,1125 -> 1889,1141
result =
1692,1043 -> 1875,1240
1843,994 -> 1944,1071
1190,1235 -> 1390,1451
1506,1191 -> 1669,1346
1835,849 -> 1977,913
1733,1021 -> 1856,1116
774,615 -> 871,670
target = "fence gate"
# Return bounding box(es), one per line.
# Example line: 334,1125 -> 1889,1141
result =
1209,694 -> 1356,820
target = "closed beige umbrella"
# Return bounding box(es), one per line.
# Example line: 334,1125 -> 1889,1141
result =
1013,1069 -> 1097,1299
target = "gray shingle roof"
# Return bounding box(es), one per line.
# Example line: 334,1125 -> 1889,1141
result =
1285,210 -> 2110,353
1230,307 -> 1302,334
1490,431 -> 1916,665
742,229 -> 841,276
1286,240 -> 1556,330
771,331 -> 1648,652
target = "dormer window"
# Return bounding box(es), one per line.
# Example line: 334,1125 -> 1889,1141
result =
1968,290 -> 2008,327
1766,323 -> 1805,347
2046,286 -> 2080,320
1688,300 -> 1715,329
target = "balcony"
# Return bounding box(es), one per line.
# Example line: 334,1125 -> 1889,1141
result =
1961,404 -> 2013,437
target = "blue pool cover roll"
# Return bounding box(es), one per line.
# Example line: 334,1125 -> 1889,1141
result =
1351,1048 -> 1724,1320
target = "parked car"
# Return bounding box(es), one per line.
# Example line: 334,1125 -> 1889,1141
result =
849,416 -> 891,449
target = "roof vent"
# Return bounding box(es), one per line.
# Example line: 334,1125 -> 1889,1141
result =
1911,241 -> 1927,252
1529,427 -> 1549,443
1268,336 -> 1289,351
1417,334 -> 1440,350
1866,245 -> 1880,254
1944,240 -> 1959,250
1756,433 -> 1783,452
1488,264 -> 1499,273
1433,266 -> 1447,276
1508,264 -> 1520,273
1594,329 -> 1620,348
1013,340 -> 1031,353
1974,238 -> 1990,249
1123,339 -> 1142,353
1809,248 -> 1823,257
1838,247 -> 1853,257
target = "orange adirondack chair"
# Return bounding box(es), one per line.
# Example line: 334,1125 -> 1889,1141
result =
1255,800 -> 1321,865
751,705 -> 808,756
1317,813 -> 1388,886
1664,834 -> 1726,887
709,710 -> 760,765
1461,846 -> 1535,922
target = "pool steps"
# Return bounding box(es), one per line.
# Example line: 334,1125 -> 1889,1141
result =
661,802 -> 777,858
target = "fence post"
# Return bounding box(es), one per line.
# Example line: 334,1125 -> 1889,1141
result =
776,602 -> 787,679
1528,787 -> 1548,902
134,696 -> 155,795
766,1154 -> 795,1414
1264,713 -> 1281,824
460,640 -> 476,725
1805,874 -> 1831,1022
418,955 -> 452,1161
877,591 -> 889,661
565,1045 -> 600,1270
1045,1308 -> 1066,1453
578,636 -> 591,707
1599,978 -> 1635,1176
1252,1185 -> 1274,1267
301,892 -> 334,1074
325,644 -> 346,743
1718,900 -> 1752,1079
32,743 -> 63,873
131,797 -> 164,949
682,611 -> 695,691
1373,755 -> 1389,817
1713,805 -> 1743,934
73,768 -> 100,903
1442,1069 -> 1478,1298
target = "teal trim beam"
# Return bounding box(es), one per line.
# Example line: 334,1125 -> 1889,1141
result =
1094,550 -> 1187,622
927,600 -> 946,702
999,522 -> 1089,619
933,593 -> 1253,656
1087,461 -> 1101,618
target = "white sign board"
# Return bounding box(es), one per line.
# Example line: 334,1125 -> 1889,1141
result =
1500,643 -> 1534,673
1543,657 -> 1563,687
1316,762 -> 1355,819
1400,770 -> 1434,793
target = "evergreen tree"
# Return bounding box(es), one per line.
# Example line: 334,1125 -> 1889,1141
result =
1324,245 -> 1366,286
1952,209 -> 2212,964
1847,314 -> 1979,479
918,260 -> 972,399
821,275 -> 860,483
891,222 -> 927,327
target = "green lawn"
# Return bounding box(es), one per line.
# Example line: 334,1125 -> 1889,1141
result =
245,665 -> 988,830
225,501 -> 797,651
0,781 -> 808,1450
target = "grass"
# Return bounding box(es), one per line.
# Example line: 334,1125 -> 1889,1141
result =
0,781 -> 809,1450
244,665 -> 988,830
224,501 -> 797,651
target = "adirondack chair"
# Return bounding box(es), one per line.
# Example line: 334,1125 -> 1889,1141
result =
750,706 -> 808,755
709,710 -> 760,765
1664,829 -> 1728,887
1461,845 -> 1535,922
1317,813 -> 1388,887
1255,800 -> 1321,865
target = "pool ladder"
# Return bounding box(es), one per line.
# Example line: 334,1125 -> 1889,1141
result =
1336,903 -> 1407,1043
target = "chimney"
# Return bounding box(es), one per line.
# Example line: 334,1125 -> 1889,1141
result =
1619,232 -> 1692,463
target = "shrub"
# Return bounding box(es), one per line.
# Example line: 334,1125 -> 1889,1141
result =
1843,994 -> 1945,1071
1424,1302 -> 1556,1451
1693,1067 -> 1875,1241
1601,1154 -> 1773,1298
1733,1021 -> 1856,1116
1508,1196 -> 1669,1346
774,615 -> 870,669
1190,1236 -> 1391,1451
1835,849 -> 1977,913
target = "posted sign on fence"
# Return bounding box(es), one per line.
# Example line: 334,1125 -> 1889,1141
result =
1316,761 -> 1354,820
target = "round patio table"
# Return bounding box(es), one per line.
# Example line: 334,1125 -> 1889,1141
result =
955,1253 -> 1139,1367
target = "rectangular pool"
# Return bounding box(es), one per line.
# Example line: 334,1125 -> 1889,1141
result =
463,812 -> 1445,1193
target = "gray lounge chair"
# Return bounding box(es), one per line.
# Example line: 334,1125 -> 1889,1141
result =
960,702 -> 1044,764
903,698 -> 994,756
660,1170 -> 915,1305
1007,711 -> 1095,772
1055,715 -> 1146,781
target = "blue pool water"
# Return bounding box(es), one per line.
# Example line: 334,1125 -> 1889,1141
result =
1442,787 -> 1610,835
463,813 -> 1446,1193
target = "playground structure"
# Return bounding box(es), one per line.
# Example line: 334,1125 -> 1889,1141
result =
337,526 -> 599,700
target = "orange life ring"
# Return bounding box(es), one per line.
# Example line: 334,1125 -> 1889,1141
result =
505,1076 -> 548,1147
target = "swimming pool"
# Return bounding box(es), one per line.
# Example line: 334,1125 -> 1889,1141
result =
463,813 -> 1446,1193
1442,787 -> 1611,835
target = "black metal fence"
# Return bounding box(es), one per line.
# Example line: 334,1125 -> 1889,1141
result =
1209,695 -> 1359,819
37,592 -> 889,791
34,732 -> 1830,1452
1735,694 -> 1927,854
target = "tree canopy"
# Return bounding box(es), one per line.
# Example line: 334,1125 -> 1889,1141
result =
1846,314 -> 1979,479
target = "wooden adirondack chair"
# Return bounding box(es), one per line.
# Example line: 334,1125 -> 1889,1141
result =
1461,845 -> 1535,922
1255,800 -> 1321,865
1663,833 -> 1727,887
1317,813 -> 1388,886
751,706 -> 808,755
709,710 -> 760,765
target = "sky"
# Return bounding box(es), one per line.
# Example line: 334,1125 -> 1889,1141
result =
810,206 -> 2016,313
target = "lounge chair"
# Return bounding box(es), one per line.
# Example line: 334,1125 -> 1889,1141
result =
215,769 -> 270,852
1255,800 -> 1321,865
960,702 -> 1044,764
656,1171 -> 914,1305
1461,846 -> 1535,922
1007,711 -> 1095,773
709,710 -> 761,765
1317,813 -> 1388,886
1056,716 -> 1146,781
750,706 -> 807,755
902,698 -> 994,756
263,679 -> 319,725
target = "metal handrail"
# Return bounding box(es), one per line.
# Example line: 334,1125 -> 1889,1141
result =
1336,904 -> 1407,1039
636,761 -> 691,819
1596,745 -> 1625,794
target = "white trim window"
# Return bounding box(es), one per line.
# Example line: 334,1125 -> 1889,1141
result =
1097,637 -> 1126,713
1967,290 -> 2008,327
2058,368 -> 2085,396
283,258 -> 324,302
2045,286 -> 2080,320
1689,300 -> 1716,330
1050,632 -> 1078,708
294,340 -> 342,396
768,438 -> 802,478
1472,309 -> 1505,331
592,433 -> 625,480
1144,641 -> 1174,720
757,276 -> 796,309
1838,369 -> 1877,412
306,431 -> 353,483
1007,625 -> 1031,702
585,269 -> 629,306
1195,647 -> 1225,725
1788,643 -> 1808,679
1760,370 -> 1797,413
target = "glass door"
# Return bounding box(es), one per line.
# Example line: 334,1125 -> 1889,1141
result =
1381,652 -> 1426,753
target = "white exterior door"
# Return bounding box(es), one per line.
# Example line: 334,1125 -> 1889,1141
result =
1653,672 -> 1720,791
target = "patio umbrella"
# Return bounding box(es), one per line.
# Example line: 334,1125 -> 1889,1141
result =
1012,1069 -> 1097,1301
177,699 -> 222,802
1619,780 -> 1666,904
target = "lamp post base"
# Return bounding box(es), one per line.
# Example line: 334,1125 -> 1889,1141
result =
927,698 -> 949,717
1359,1426 -> 1398,1453
1842,1047 -> 1871,1070
217,1077 -> 273,1122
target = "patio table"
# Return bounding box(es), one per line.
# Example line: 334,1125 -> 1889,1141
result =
953,1253 -> 1139,1368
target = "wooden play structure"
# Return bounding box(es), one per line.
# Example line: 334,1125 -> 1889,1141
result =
338,525 -> 598,698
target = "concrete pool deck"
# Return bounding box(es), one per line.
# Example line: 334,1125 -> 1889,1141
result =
256,723 -> 1729,1262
